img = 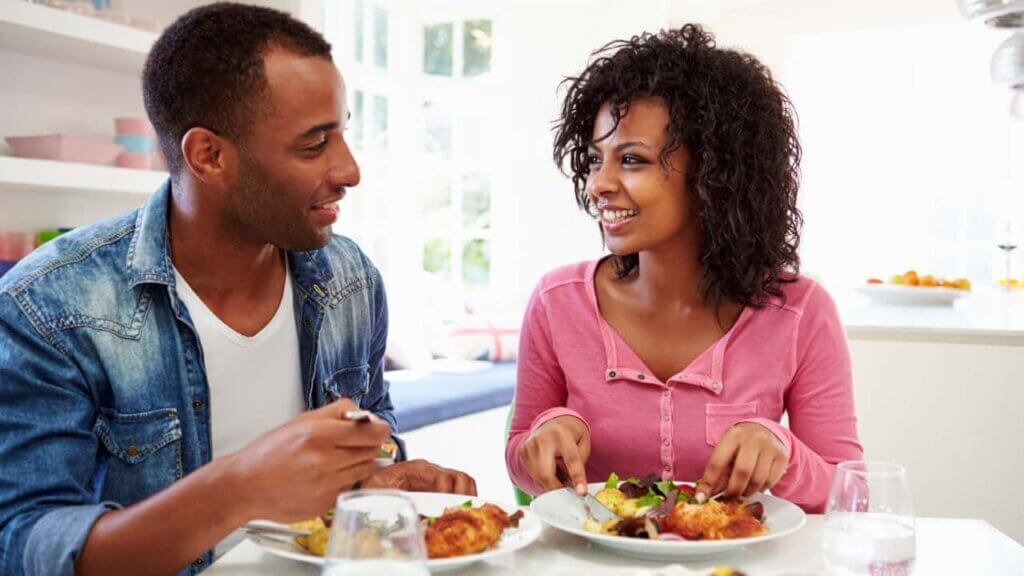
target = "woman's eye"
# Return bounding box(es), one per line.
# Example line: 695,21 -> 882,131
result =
586,154 -> 602,166
622,154 -> 645,165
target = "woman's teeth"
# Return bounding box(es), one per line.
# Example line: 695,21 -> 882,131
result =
602,209 -> 637,222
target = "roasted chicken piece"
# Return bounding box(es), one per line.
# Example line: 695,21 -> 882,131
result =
662,499 -> 766,540
424,503 -> 523,559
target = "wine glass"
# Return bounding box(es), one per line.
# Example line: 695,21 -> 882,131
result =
823,461 -> 916,576
320,490 -> 429,576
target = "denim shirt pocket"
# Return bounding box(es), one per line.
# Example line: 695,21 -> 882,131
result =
324,364 -> 371,406
93,407 -> 183,506
704,402 -> 759,447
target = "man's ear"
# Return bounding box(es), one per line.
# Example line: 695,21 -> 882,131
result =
181,127 -> 232,184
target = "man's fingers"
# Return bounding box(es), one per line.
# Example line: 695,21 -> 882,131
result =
434,471 -> 455,494
452,472 -> 477,496
335,460 -> 379,490
322,420 -> 391,447
331,447 -> 380,471
302,397 -> 360,421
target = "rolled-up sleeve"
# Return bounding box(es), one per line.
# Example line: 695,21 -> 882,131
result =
0,292 -> 109,576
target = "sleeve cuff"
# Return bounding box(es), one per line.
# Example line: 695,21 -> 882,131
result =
24,502 -> 120,576
529,407 -> 590,437
738,417 -> 794,461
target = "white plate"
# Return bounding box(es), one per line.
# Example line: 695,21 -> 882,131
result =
530,483 -> 806,561
247,492 -> 542,574
856,284 -> 967,307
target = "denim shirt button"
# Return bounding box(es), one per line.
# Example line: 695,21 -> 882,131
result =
127,445 -> 139,457
192,400 -> 203,410
193,558 -> 204,567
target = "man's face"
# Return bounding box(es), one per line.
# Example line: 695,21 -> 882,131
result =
228,48 -> 359,252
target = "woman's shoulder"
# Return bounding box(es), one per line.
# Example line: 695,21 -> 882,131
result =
532,259 -> 597,294
766,274 -> 837,317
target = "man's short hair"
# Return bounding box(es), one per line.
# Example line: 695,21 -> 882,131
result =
143,2 -> 332,175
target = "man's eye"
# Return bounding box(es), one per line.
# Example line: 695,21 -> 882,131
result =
305,139 -> 328,152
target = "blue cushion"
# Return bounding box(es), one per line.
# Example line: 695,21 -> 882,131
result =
389,363 -> 516,433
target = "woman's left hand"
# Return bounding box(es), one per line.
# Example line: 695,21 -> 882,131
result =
695,422 -> 788,501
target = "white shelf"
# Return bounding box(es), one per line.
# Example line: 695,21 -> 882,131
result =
0,156 -> 165,196
0,0 -> 156,74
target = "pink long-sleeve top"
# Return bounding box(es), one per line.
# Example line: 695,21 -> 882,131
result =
505,260 -> 863,513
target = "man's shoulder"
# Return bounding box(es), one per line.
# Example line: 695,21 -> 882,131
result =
0,211 -> 139,299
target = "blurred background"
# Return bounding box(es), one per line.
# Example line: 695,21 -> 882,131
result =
1,0 -> 1021,544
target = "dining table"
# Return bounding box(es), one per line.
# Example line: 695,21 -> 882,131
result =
207,514 -> 1024,575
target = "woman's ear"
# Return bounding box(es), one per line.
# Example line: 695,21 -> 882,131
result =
181,127 -> 229,184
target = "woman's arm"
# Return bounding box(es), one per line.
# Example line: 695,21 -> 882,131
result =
505,285 -> 590,494
744,283 -> 864,512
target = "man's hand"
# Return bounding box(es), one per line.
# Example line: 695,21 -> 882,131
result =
361,459 -> 477,496
225,398 -> 391,523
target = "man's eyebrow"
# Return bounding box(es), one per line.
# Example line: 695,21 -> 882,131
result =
298,121 -> 340,139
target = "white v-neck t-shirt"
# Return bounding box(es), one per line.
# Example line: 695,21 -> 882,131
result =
172,266 -> 305,458
174,265 -> 304,557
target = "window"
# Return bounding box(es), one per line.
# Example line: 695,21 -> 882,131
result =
373,4 -> 388,68
326,0 -> 501,341
424,23 -> 454,76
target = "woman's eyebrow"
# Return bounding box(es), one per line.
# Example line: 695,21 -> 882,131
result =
588,140 -> 651,151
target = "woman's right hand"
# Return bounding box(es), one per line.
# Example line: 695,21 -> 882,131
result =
518,415 -> 591,495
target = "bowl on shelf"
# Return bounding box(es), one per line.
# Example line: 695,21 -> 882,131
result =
6,134 -> 123,166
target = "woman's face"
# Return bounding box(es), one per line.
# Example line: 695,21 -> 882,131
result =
585,97 -> 694,258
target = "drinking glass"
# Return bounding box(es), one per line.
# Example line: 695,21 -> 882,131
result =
320,490 -> 429,576
823,461 -> 916,576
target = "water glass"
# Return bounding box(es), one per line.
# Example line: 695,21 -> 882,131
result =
320,490 -> 429,576
823,461 -> 916,576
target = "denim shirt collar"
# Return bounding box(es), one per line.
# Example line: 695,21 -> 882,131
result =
124,179 -> 336,309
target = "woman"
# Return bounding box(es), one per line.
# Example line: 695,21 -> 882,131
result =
505,24 -> 862,512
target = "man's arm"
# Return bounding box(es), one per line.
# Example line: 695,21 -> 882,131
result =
0,292 -> 389,576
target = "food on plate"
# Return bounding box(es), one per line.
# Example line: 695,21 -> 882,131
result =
424,502 -> 524,558
997,277 -> 1023,289
875,270 -> 970,291
582,473 -> 767,541
290,500 -> 524,559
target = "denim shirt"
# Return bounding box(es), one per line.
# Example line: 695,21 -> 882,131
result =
0,181 -> 399,576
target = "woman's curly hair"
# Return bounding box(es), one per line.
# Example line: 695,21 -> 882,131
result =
553,24 -> 802,309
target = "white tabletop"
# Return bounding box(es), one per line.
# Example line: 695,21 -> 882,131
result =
208,515 -> 1024,575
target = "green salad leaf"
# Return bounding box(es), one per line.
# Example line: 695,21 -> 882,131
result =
636,493 -> 664,508
605,472 -> 620,489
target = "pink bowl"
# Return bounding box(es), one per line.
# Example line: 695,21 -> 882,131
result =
6,134 -> 123,166
114,117 -> 155,136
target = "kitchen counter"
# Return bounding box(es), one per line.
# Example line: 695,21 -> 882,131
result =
835,288 -> 1024,345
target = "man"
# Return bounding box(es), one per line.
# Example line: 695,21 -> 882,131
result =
0,4 -> 474,575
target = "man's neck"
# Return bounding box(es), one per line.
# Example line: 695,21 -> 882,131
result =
167,180 -> 286,310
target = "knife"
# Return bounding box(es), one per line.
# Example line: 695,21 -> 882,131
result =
554,466 -> 618,523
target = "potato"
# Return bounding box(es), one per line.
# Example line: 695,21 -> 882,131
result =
290,517 -> 329,556
595,488 -> 625,515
